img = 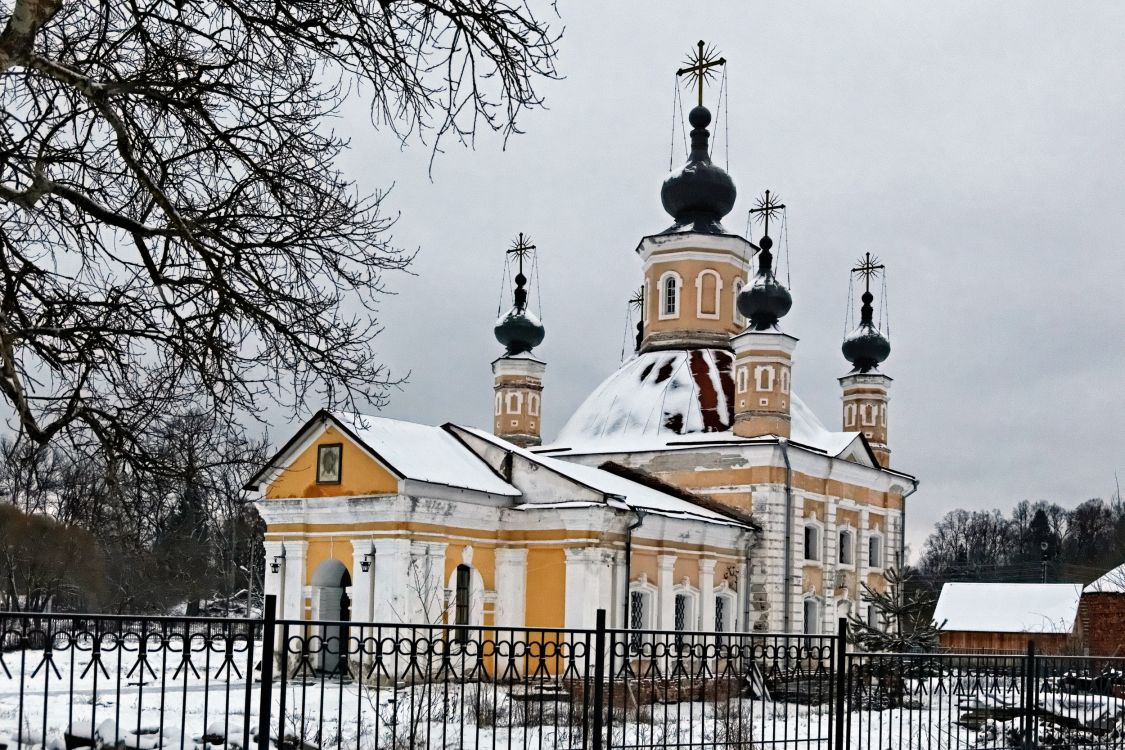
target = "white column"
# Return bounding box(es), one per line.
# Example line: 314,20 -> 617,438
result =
657,554 -> 677,631
698,559 -> 716,632
371,538 -> 411,623
350,540 -> 375,623
564,548 -> 599,629
494,548 -> 528,629
280,541 -> 308,621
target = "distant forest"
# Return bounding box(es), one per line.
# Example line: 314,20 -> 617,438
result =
916,493 -> 1125,590
0,412 -> 265,614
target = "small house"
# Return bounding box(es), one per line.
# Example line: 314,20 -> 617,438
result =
933,582 -> 1084,654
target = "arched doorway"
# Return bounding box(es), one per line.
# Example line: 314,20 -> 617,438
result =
311,558 -> 351,674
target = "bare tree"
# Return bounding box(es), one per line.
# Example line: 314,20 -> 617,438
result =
0,0 -> 560,470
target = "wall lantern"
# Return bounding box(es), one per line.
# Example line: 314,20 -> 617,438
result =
270,548 -> 286,574
360,551 -> 375,573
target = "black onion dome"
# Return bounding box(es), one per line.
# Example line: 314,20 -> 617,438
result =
494,271 -> 545,355
494,306 -> 544,356
842,292 -> 890,372
660,106 -> 736,234
737,235 -> 792,330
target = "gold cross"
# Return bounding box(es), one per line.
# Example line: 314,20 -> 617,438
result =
676,40 -> 726,108
851,252 -> 885,294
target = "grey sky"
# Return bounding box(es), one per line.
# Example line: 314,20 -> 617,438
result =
316,2 -> 1125,555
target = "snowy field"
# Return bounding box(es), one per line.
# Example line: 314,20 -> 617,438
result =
0,641 -> 1122,749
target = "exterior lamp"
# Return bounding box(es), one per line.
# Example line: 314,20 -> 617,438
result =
360,552 -> 374,573
270,548 -> 285,575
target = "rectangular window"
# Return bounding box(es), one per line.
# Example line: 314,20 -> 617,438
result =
869,536 -> 882,568
867,605 -> 879,631
803,599 -> 819,636
804,525 -> 818,561
629,590 -> 645,651
674,593 -> 690,648
839,531 -> 852,565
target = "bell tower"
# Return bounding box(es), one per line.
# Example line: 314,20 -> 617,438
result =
840,253 -> 892,466
732,191 -> 797,438
492,234 -> 546,448
636,41 -> 753,353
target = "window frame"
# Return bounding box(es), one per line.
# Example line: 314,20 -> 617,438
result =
695,269 -> 723,320
658,272 -> 682,320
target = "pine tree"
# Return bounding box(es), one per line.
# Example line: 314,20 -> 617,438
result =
848,567 -> 945,652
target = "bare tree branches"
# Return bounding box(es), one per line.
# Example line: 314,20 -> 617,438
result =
0,0 -> 561,471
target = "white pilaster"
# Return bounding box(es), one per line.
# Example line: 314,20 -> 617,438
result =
611,551 -> 628,628
263,540 -> 285,613
494,548 -> 528,629
350,540 -> 375,623
412,541 -> 448,624
371,538 -> 411,623
564,548 -> 599,629
698,559 -> 717,632
657,554 -> 677,631
279,541 -> 308,621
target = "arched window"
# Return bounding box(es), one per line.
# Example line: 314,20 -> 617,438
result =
672,585 -> 698,648
528,393 -> 540,417
659,272 -> 681,319
755,365 -> 775,392
714,588 -> 737,645
696,270 -> 722,319
494,393 -> 502,416
868,534 -> 883,569
628,584 -> 655,652
733,279 -> 745,326
454,564 -> 471,642
803,597 -> 820,636
804,523 -> 820,562
879,404 -> 887,427
839,529 -> 853,565
505,391 -> 523,414
780,368 -> 790,394
736,367 -> 749,393
860,403 -> 874,426
844,403 -> 857,428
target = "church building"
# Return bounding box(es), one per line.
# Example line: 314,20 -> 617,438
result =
246,48 -> 918,640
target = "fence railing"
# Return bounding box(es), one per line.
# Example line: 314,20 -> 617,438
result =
0,598 -> 1122,749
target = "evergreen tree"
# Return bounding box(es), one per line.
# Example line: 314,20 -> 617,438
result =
848,567 -> 945,652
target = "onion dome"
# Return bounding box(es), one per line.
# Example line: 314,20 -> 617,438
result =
842,290 -> 890,372
737,235 -> 792,330
660,106 -> 736,234
494,271 -> 545,356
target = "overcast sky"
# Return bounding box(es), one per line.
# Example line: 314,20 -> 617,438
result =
312,2 -> 1125,555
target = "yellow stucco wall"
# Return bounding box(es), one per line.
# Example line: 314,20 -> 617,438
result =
265,425 -> 398,499
525,547 -> 566,628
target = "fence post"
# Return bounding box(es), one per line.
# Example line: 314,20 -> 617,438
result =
257,595 -> 277,750
592,608 -> 607,750
833,617 -> 848,750
1022,639 -> 1037,750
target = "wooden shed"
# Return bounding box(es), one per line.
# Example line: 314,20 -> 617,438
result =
933,582 -> 1083,654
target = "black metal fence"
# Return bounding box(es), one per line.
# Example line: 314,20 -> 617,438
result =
0,599 -> 1121,749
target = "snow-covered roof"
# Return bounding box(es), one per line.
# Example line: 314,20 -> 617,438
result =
328,412 -> 519,496
544,349 -> 865,460
454,425 -> 752,527
933,582 -> 1083,634
246,410 -> 520,496
1085,562 -> 1125,593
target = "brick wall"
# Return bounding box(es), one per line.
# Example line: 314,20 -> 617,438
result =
1079,593 -> 1125,657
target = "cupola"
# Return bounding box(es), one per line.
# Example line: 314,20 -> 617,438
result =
492,234 -> 546,448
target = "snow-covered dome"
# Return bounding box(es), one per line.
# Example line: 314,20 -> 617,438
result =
550,348 -> 859,457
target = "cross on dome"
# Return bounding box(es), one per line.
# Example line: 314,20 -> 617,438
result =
676,40 -> 726,108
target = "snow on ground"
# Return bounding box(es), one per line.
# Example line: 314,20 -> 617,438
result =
0,642 -> 1122,749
